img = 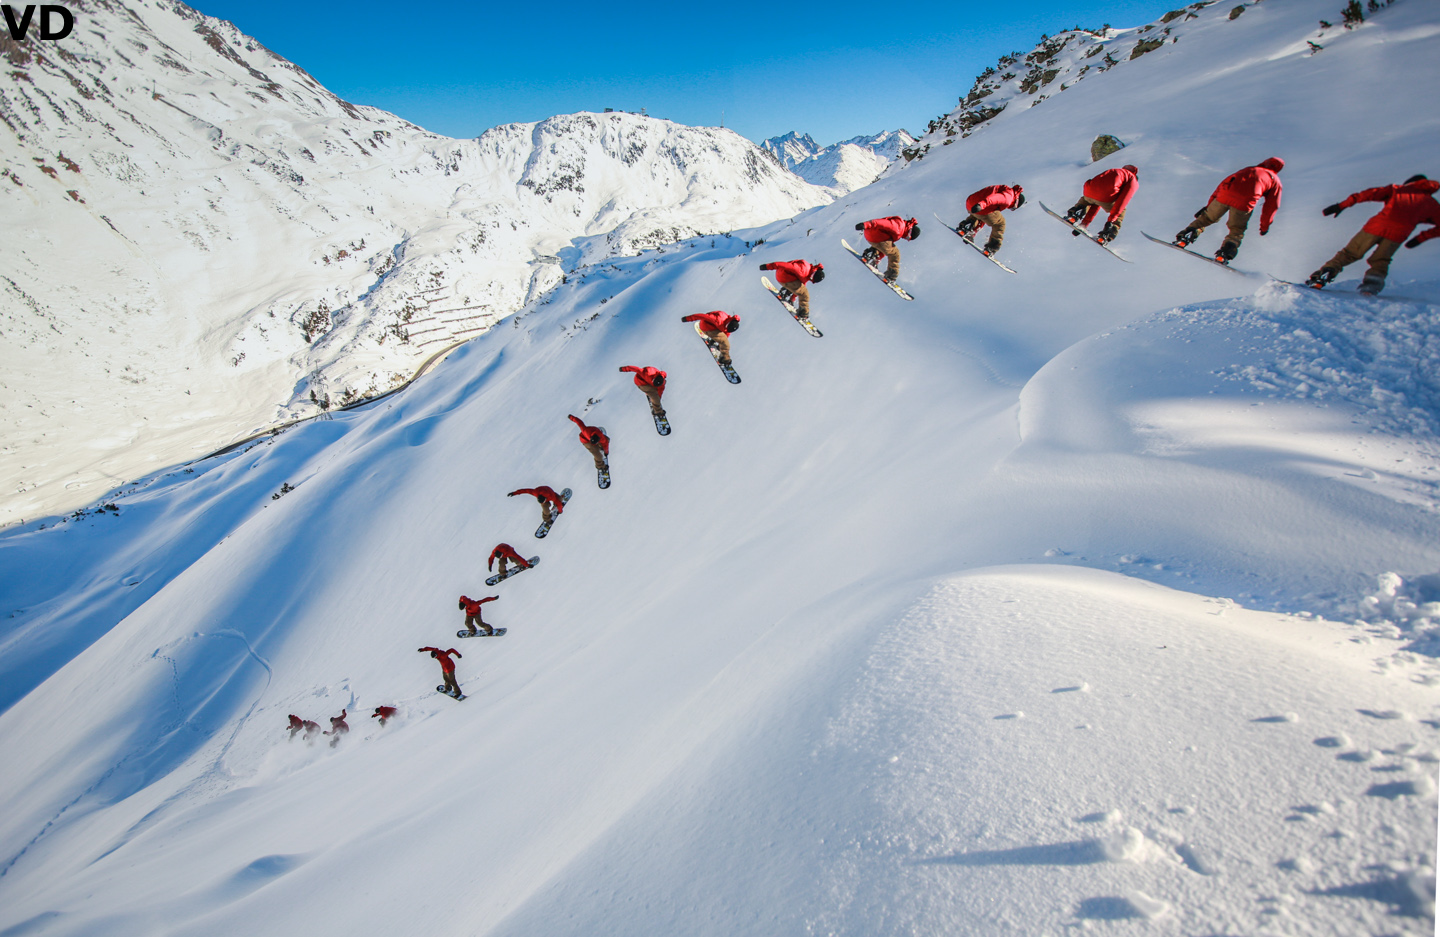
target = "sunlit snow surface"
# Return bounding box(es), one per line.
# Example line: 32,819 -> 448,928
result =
2,0 -> 1440,934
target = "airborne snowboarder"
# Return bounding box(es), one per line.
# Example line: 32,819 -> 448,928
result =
1306,174 -> 1440,294
618,365 -> 670,432
682,311 -> 742,382
419,646 -> 464,698
567,414 -> 612,486
1064,165 -> 1139,244
458,594 -> 499,636
487,543 -> 531,580
508,485 -> 568,528
758,260 -> 825,319
854,216 -> 920,281
1173,157 -> 1284,263
955,185 -> 1024,256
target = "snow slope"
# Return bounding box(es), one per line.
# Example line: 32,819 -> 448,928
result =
0,0 -> 829,524
2,0 -> 1439,934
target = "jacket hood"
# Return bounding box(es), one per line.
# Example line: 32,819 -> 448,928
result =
1259,157 -> 1285,172
1122,164 -> 1139,176
1402,178 -> 1440,195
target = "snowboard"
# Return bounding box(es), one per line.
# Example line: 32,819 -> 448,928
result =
485,555 -> 540,586
597,455 -> 611,490
841,239 -> 914,299
932,214 -> 1017,274
1038,201 -> 1133,263
534,488 -> 572,538
652,411 -> 672,436
457,627 -> 507,638
761,277 -> 823,337
693,322 -> 741,383
437,685 -> 467,701
1141,232 -> 1265,277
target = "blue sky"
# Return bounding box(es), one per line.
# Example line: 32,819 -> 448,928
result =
199,0 -> 1180,145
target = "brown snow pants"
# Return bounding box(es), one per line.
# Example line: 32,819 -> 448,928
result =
871,239 -> 902,279
1189,199 -> 1251,248
1067,196 -> 1126,228
777,280 -> 811,315
968,211 -> 1006,248
463,614 -> 493,636
440,669 -> 460,695
1323,230 -> 1401,280
581,438 -> 608,472
700,328 -> 732,364
638,383 -> 665,415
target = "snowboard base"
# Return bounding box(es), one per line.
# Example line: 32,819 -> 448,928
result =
1038,201 -> 1132,262
1142,231 -> 1264,277
652,411 -> 672,436
485,556 -> 540,586
437,685 -> 466,701
933,214 -> 1017,274
457,627 -> 507,638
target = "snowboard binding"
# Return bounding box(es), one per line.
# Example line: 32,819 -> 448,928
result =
1173,228 -> 1198,248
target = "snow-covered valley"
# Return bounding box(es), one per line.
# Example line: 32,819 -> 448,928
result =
0,0 -> 830,524
2,0 -> 1439,934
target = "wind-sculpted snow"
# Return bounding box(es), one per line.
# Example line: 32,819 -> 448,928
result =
0,3 -> 829,523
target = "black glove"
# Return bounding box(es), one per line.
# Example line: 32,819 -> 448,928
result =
855,222 -> 865,230
758,263 -> 768,269
1322,203 -> 1344,217
1407,236 -> 1423,248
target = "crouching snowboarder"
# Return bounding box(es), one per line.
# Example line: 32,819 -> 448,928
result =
372,705 -> 398,726
458,594 -> 499,635
955,186 -> 1024,256
324,709 -> 349,747
1306,175 -> 1440,294
1065,165 -> 1138,243
855,217 -> 920,281
419,646 -> 464,698
1174,157 -> 1284,263
758,260 -> 825,318
681,311 -> 742,383
567,414 -> 611,486
618,365 -> 668,418
508,485 -> 567,526
488,543 -> 530,579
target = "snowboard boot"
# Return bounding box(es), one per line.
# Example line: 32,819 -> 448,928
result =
777,287 -> 794,302
883,268 -> 898,283
956,217 -> 980,240
1064,206 -> 1086,223
1305,266 -> 1338,289
860,246 -> 880,265
1099,222 -> 1120,244
1174,228 -> 1198,248
1358,273 -> 1385,295
1215,241 -> 1238,264
983,238 -> 1002,257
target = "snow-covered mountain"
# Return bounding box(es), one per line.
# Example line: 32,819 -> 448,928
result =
762,128 -> 916,193
2,0 -> 1439,934
0,0 -> 830,524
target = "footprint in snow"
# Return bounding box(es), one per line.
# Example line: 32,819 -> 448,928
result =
1358,709 -> 1409,721
994,712 -> 1024,720
1252,712 -> 1300,723
1313,734 -> 1351,748
1338,749 -> 1379,763
1052,683 -> 1090,693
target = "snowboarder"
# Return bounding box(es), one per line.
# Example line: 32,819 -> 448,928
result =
1306,175 -> 1440,294
371,705 -> 398,726
1064,165 -> 1139,243
324,709 -> 349,747
757,260 -> 825,318
458,594 -> 499,636
1173,157 -> 1284,263
567,415 -> 610,474
418,646 -> 464,697
507,485 -> 567,527
854,217 -> 920,281
954,186 -> 1024,256
488,543 -> 530,579
681,311 -> 740,367
618,365 -> 668,418
286,714 -> 305,739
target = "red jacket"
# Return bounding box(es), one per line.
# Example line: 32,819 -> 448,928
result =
760,260 -> 822,284
487,543 -> 529,570
372,706 -> 398,721
508,486 -> 566,512
459,594 -> 498,616
419,647 -> 462,674
966,185 -> 1023,216
1080,166 -> 1138,226
862,217 -> 917,244
682,311 -> 739,333
1339,178 -> 1440,244
567,415 -> 610,454
619,365 -> 667,393
1212,157 -> 1284,234
326,710 -> 349,735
